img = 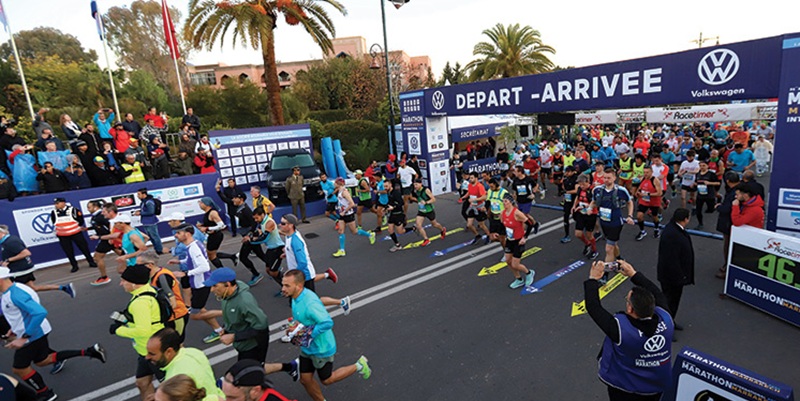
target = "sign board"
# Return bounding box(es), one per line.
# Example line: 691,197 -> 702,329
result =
450,122 -> 506,143
209,124 -> 313,187
667,347 -> 793,401
725,225 -> 800,327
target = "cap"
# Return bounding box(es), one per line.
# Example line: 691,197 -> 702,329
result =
203,267 -> 237,287
334,178 -> 345,186
93,156 -> 105,163
283,213 -> 299,227
54,197 -> 66,203
226,359 -> 267,387
76,140 -> 87,147
114,122 -> 123,127
111,214 -> 132,224
0,267 -> 12,279
233,193 -> 247,200
355,169 -> 363,175
173,223 -> 193,233
167,212 -> 185,221
121,264 -> 150,285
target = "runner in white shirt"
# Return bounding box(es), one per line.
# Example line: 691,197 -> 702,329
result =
397,159 -> 417,215
678,149 -> 701,210
539,146 -> 552,198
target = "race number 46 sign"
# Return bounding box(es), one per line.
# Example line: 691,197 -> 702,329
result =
725,225 -> 800,327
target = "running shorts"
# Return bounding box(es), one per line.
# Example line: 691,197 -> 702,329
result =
600,224 -> 623,243
417,210 -> 437,221
489,219 -> 505,235
207,231 -> 224,251
190,287 -> 211,312
265,246 -> 284,272
13,335 -> 53,369
503,239 -> 524,258
574,214 -> 597,232
518,202 -> 532,215
389,213 -> 406,226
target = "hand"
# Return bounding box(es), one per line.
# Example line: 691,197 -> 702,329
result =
732,199 -> 740,207
172,271 -> 185,278
116,256 -> 126,262
90,235 -> 99,241
0,261 -> 7,267
589,261 -> 605,280
4,337 -> 27,349
220,333 -> 235,345
625,216 -> 634,225
241,236 -> 250,243
618,260 -> 636,277
167,259 -> 179,265
109,322 -> 123,335
133,211 -> 141,216
280,253 -> 286,259
519,236 -> 527,245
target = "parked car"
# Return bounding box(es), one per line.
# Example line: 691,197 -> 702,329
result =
265,149 -> 323,203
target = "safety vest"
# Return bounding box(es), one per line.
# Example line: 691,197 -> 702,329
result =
54,207 -> 81,237
563,154 -> 576,168
487,188 -> 507,218
631,163 -> 645,184
122,162 -> 145,183
618,157 -> 633,180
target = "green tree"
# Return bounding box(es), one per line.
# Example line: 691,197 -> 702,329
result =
280,91 -> 310,124
119,70 -> 171,115
0,27 -> 98,64
185,80 -> 270,129
438,61 -> 466,86
466,23 -> 555,81
104,0 -> 187,98
292,57 -> 385,120
184,0 -> 347,126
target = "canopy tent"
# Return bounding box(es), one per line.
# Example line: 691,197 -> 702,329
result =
575,102 -> 777,125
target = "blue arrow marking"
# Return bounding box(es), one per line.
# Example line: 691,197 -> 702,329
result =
429,235 -> 487,257
521,260 -> 586,295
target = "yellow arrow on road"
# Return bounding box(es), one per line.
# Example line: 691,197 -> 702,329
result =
402,227 -> 465,249
477,247 -> 542,276
570,273 -> 629,317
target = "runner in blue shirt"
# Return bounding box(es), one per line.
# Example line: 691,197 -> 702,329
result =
588,168 -> 635,267
726,144 -> 756,173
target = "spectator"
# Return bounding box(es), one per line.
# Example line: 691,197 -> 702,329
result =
59,114 -> 82,147
93,108 -> 115,144
150,147 -> 171,180
408,155 -> 422,177
35,128 -> 64,151
121,153 -> 147,184
101,141 -> 121,168
194,149 -> 216,174
144,107 -> 168,143
170,150 -> 194,176
715,172 -> 739,279
110,121 -> 131,154
178,133 -> 196,158
78,124 -> 101,155
38,142 -> 71,171
141,119 -> 162,144
32,107 -> 54,137
0,176 -> 17,201
217,178 -> 245,235
86,155 -> 122,187
585,260 -> 673,400
122,113 -> 142,139
195,135 -> 212,155
285,166 -> 308,223
9,144 -> 38,194
36,161 -> 70,193
134,188 -> 164,254
656,208 -> 694,339
731,184 -> 764,228
384,154 -> 397,180
64,162 -> 92,190
0,127 -> 26,151
181,107 -> 201,132
741,170 -> 765,201
127,139 -> 154,181
74,141 -> 95,168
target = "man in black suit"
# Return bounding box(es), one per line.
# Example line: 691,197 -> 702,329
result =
741,170 -> 765,202
657,208 -> 694,339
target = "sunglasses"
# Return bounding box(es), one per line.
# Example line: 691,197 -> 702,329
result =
279,221 -> 289,225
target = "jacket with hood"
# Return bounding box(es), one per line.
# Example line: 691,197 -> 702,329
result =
221,281 -> 269,352
731,195 -> 764,228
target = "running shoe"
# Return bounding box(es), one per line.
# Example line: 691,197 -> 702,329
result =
87,343 -> 107,363
356,355 -> 371,379
560,236 -> 572,244
281,335 -> 292,343
582,245 -> 591,256
248,274 -> 264,287
50,360 -> 65,375
694,224 -> 704,230
440,227 -> 447,239
369,232 -> 376,245
588,251 -> 599,260
420,239 -> 431,247
39,389 -> 57,401
540,190 -> 546,200
509,278 -> 525,289
332,249 -> 346,258
524,270 -> 536,287
203,331 -> 221,344
61,283 -> 76,299
635,231 -> 647,241
341,296 -> 351,316
326,268 -> 338,284
533,221 -> 540,234
232,253 -> 239,267
302,220 -> 310,224
483,236 -> 490,245
593,231 -> 603,240
288,358 -> 299,382
653,229 -> 661,239
91,277 -> 111,286
471,235 -> 481,245
389,245 -> 402,253
357,225 -> 362,230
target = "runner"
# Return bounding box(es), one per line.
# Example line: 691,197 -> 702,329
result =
397,159 -> 417,215
0,225 -> 75,297
678,150 -> 700,210
486,178 -> 509,248
630,154 -> 647,192
460,173 -> 490,244
195,197 -> 227,269
650,154 -> 671,211
374,172 -> 389,229
539,144 -> 552,198
331,178 -> 376,257
278,270 -> 371,401
248,207 -> 285,290
635,166 -> 663,241
501,196 -> 536,289
50,197 -> 97,273
354,169 -> 377,230
410,179 -> 447,247
318,173 -> 339,223
617,151 -> 634,194
693,160 -> 721,230
552,149 -> 565,196
138,251 -> 189,344
133,189 -> 163,255
589,168 -> 635,266
660,144 -> 679,197
511,167 -> 541,233
113,214 -> 148,271
217,192 -> 265,286
1,267 -> 106,401
86,200 -> 115,285
570,175 -> 599,260
384,180 -> 415,252
560,166 -> 578,243
165,213 -> 207,308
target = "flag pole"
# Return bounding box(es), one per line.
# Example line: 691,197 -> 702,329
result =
1,1 -> 35,120
162,0 -> 186,115
99,15 -> 121,122
170,39 -> 186,115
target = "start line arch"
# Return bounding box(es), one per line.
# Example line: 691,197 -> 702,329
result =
398,32 -> 800,235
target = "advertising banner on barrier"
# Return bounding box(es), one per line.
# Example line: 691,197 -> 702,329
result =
576,110 -> 618,125
209,124 -> 313,187
667,347 -> 793,401
724,225 -> 800,327
646,103 -> 759,123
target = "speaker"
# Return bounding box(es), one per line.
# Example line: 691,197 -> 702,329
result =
537,113 -> 575,126
519,125 -> 530,137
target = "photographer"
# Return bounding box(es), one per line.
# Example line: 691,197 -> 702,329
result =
584,260 -> 673,401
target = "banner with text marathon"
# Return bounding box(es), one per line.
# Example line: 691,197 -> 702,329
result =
667,347 -> 793,401
420,35 -> 785,116
725,225 -> 800,328
209,124 -> 313,188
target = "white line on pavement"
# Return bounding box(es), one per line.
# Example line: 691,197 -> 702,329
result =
69,217 -> 563,401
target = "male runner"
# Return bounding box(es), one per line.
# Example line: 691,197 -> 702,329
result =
617,151 -> 634,194
678,149 -> 700,210
693,160 -> 721,230
571,175 -> 599,259
589,168 -> 635,266
374,172 -> 389,229
86,200 -> 115,285
560,166 -> 578,243
511,167 -> 541,234
539,144 -> 552,198
384,180 -> 415,252
0,225 -> 75,297
138,251 -> 189,344
650,154 -> 671,210
318,173 -> 339,222
331,178 -> 376,257
635,166 -> 663,241
460,172 -> 491,244
410,179 -> 447,247
501,196 -> 536,289
218,192 -> 266,286
354,169 -> 377,230
397,159 -> 417,214
113,214 -> 148,271
486,178 -> 509,247
248,207 -> 285,290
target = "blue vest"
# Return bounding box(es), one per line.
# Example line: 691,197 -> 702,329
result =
598,307 -> 673,395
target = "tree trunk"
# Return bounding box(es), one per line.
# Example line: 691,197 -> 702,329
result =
260,29 -> 284,126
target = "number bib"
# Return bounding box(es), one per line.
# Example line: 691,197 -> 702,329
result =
682,173 -> 696,187
565,193 -> 573,202
599,207 -> 612,222
418,203 -> 426,211
698,184 -> 708,195
640,192 -> 650,203
516,185 -> 528,196
505,227 -> 516,240
490,202 -> 501,214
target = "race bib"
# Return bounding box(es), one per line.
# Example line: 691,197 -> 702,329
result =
554,165 -> 562,172
698,184 -> 708,195
490,202 -> 501,213
632,177 -> 642,184
499,163 -> 509,171
516,185 -> 528,196
524,169 -> 530,175
640,192 -> 650,203
599,207 -> 612,222
620,171 -> 631,179
505,227 -> 516,240
682,173 -> 696,187
565,193 -> 573,202
418,203 -> 426,211
579,202 -> 590,215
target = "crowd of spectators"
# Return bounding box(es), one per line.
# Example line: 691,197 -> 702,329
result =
0,107 -> 217,200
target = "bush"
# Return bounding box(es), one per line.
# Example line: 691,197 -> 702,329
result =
308,109 -> 351,124
322,119 -> 389,169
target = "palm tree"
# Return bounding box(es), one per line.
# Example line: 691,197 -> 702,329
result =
466,23 -> 555,81
184,0 -> 346,126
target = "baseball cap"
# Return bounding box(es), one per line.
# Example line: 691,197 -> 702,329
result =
355,169 -> 363,175
76,140 -> 87,147
53,197 -> 66,203
226,359 -> 267,387
93,156 -> 105,163
233,193 -> 247,200
0,267 -> 12,279
111,214 -> 132,224
204,267 -> 236,287
282,213 -> 299,227
167,212 -> 185,222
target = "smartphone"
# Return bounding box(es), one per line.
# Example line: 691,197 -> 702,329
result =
603,261 -> 620,273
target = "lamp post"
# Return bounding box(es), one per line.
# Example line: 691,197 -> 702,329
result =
375,0 -> 399,156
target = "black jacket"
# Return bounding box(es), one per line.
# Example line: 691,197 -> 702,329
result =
78,132 -> 101,155
181,114 -> 201,131
743,179 -> 765,202
122,120 -> 142,138
657,221 -> 695,286
36,169 -> 70,193
0,178 -> 17,201
716,185 -> 737,234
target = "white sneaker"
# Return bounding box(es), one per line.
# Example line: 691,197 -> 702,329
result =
281,335 -> 291,343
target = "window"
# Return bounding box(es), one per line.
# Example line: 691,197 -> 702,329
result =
271,153 -> 315,170
278,71 -> 291,82
238,73 -> 249,83
190,71 -> 217,86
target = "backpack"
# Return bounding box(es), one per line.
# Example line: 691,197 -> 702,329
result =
130,283 -> 174,324
598,185 -> 628,210
149,196 -> 163,215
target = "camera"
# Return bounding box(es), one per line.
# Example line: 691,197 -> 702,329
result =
603,261 -> 620,273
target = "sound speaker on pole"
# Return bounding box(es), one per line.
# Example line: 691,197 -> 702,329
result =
519,125 -> 530,137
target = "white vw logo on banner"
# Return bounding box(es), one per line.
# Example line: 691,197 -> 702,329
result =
643,335 -> 666,352
431,90 -> 445,110
697,48 -> 740,86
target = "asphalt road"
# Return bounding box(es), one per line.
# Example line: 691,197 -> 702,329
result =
3,179 -> 798,401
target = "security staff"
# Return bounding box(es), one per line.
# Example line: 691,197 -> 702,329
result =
584,260 -> 674,401
50,197 -> 97,273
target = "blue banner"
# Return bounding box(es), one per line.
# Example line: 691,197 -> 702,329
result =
418,35 -> 785,117
451,122 -> 506,143
462,157 -> 503,178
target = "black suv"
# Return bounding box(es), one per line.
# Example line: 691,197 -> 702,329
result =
264,149 -> 323,203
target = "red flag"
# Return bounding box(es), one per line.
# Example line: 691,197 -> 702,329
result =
161,0 -> 180,60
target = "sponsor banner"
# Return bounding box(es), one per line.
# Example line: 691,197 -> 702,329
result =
209,124 -> 312,188
462,158 -> 503,178
725,225 -> 800,327
777,208 -> 800,230
426,116 -> 448,153
407,132 -> 422,156
12,206 -> 58,246
667,347 -> 793,401
419,35 -> 783,116
646,103 -> 756,123
451,122 -> 505,143
616,111 -> 646,123
576,110 -> 618,125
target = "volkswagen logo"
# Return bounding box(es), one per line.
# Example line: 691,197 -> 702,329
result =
697,48 -> 739,86
643,335 -> 666,352
32,213 -> 54,235
431,90 -> 445,110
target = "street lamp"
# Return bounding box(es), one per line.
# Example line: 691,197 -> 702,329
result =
377,0 -> 402,156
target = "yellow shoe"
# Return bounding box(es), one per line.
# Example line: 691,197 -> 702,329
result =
332,249 -> 346,258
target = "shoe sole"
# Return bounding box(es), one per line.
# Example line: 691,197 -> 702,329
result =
90,280 -> 111,286
93,344 -> 108,363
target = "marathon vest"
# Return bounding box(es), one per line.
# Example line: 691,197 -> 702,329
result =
577,188 -> 597,215
619,157 -> 633,180
597,186 -> 628,210
415,187 -> 434,213
151,269 -> 188,320
501,207 -> 524,240
638,177 -> 661,207
357,178 -> 372,201
631,163 -> 645,184
599,307 -> 673,395
487,188 -> 508,218
122,162 -> 145,183
563,154 -> 576,167
54,207 -> 81,237
262,216 -> 284,249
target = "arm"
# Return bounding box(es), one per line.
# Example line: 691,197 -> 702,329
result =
121,233 -> 147,262
307,298 -> 334,338
630,271 -> 669,311
425,188 -> 436,204
11,289 -> 48,339
115,297 -> 156,339
652,178 -> 663,197
292,235 -> 310,272
583,275 -> 619,343
5,247 -> 31,263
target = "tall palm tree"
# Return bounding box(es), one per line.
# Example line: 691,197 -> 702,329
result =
184,0 -> 346,126
466,23 -> 555,82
